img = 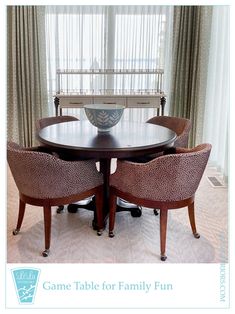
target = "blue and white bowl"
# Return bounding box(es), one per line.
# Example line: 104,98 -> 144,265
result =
84,104 -> 125,132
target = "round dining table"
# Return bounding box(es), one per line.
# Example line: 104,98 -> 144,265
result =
37,119 -> 176,226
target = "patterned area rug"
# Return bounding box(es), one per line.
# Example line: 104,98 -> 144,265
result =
7,165 -> 228,263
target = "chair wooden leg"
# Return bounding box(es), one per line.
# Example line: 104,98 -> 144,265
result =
13,198 -> 26,235
188,202 -> 200,239
95,187 -> 104,236
42,205 -> 52,257
109,191 -> 117,238
160,208 -> 168,261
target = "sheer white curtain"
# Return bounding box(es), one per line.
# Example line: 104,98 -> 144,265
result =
46,5 -> 107,120
202,6 -> 229,179
45,5 -> 173,121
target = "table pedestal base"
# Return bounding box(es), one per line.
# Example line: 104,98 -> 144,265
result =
58,197 -> 142,230
116,198 -> 142,217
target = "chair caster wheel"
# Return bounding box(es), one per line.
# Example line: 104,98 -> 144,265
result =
193,232 -> 200,239
97,230 -> 102,236
56,205 -> 64,213
109,231 -> 115,238
160,255 -> 167,261
131,207 -> 142,217
13,229 -> 20,235
42,249 -> 50,257
67,204 -> 78,213
153,209 -> 159,216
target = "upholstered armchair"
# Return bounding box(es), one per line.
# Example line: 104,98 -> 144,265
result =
7,141 -> 103,257
36,115 -> 92,213
35,115 -> 79,160
147,116 -> 191,148
109,143 -> 212,261
118,116 -> 192,214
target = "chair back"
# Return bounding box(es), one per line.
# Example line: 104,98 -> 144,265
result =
148,143 -> 212,201
112,144 -> 211,202
7,141 -> 103,200
36,115 -> 78,132
7,141 -> 61,199
147,116 -> 191,148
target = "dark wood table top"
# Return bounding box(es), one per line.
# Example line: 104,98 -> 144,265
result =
37,120 -> 176,159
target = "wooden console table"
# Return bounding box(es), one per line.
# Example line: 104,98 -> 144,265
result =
54,69 -> 166,116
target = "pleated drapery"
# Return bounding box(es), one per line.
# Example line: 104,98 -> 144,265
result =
7,6 -> 48,146
170,6 -> 212,147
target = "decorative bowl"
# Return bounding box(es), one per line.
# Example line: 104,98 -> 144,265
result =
84,104 -> 125,132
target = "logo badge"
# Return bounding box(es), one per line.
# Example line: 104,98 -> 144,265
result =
11,268 -> 40,304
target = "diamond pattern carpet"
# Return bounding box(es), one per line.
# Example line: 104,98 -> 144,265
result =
7,165 -> 228,263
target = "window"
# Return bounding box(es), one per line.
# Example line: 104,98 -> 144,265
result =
45,5 -> 173,116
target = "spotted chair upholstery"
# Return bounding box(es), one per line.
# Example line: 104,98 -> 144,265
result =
35,115 -> 79,133
147,116 -> 191,148
36,115 -> 92,212
7,141 -> 103,257
36,115 -> 79,158
108,143 -> 212,261
125,116 -> 191,164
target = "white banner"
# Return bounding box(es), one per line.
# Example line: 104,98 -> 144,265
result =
6,263 -> 229,309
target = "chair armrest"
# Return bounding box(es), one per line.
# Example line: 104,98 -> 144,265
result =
176,144 -> 208,154
23,146 -> 55,154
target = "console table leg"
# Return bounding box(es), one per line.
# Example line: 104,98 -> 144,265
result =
54,97 -> 59,117
160,96 -> 166,116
